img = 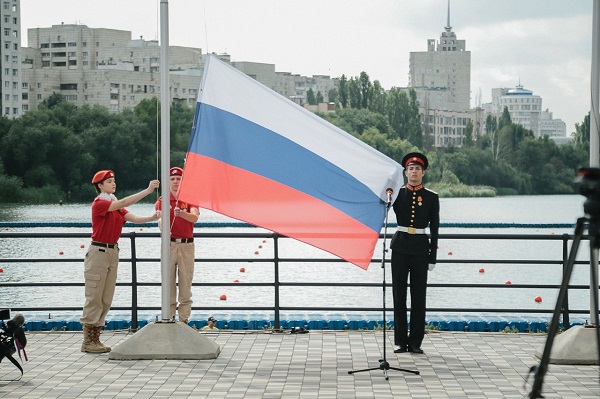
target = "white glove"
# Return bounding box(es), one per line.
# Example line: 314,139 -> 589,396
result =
428,264 -> 436,271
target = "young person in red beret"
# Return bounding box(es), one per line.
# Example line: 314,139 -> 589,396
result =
155,166 -> 199,325
80,170 -> 160,353
390,152 -> 439,355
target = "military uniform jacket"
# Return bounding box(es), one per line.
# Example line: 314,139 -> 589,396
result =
390,184 -> 440,264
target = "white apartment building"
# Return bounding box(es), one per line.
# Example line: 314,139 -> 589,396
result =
1,0 -> 22,118
19,22 -> 336,115
489,85 -> 565,139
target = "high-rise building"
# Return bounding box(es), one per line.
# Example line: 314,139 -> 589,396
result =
408,2 -> 471,113
407,2 -> 474,147
1,0 -> 22,118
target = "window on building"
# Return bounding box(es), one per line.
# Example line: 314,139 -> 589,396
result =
68,51 -> 76,57
42,61 -> 50,67
12,94 -> 17,101
4,107 -> 8,115
68,42 -> 76,47
12,30 -> 17,38
12,81 -> 16,89
3,28 -> 8,36
83,61 -> 88,66
41,43 -> 49,48
12,17 -> 16,24
64,95 -> 77,101
22,82 -> 27,88
4,94 -> 9,101
60,83 -> 77,90
12,68 -> 17,76
3,68 -> 7,75
22,104 -> 28,112
22,93 -> 27,100
37,94 -> 41,100
110,93 -> 119,100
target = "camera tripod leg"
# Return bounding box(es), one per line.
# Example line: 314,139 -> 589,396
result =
529,217 -> 585,398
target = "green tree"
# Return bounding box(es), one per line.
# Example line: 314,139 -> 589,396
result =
348,77 -> 361,109
316,91 -> 324,104
306,88 -> 317,105
338,75 -> 348,108
369,80 -> 387,115
328,87 -> 338,105
358,72 -> 372,109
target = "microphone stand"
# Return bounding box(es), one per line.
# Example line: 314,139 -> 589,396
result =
348,191 -> 420,380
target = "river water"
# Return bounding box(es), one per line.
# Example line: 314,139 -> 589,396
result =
0,195 -> 596,325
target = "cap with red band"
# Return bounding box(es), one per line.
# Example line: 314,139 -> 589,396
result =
401,152 -> 428,170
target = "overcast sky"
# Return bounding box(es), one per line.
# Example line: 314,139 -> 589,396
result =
20,0 -> 593,134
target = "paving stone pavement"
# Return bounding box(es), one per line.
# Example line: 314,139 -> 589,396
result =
0,330 -> 598,398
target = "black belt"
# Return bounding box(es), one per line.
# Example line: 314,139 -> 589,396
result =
91,241 -> 116,248
171,238 -> 194,243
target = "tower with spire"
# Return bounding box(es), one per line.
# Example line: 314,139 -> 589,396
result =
408,0 -> 471,113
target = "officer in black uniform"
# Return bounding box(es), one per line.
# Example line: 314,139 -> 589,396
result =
390,152 -> 439,354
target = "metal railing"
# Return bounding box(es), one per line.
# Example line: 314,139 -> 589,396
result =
0,229 -> 595,330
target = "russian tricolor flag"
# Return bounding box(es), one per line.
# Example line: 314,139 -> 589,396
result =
178,55 -> 403,269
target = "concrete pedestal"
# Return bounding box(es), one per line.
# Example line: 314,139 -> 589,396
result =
535,325 -> 599,365
108,321 -> 220,360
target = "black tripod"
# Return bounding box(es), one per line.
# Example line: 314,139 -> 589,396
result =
348,191 -> 420,380
529,169 -> 600,398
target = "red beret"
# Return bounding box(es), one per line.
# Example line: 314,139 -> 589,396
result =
170,167 -> 183,176
91,170 -> 115,184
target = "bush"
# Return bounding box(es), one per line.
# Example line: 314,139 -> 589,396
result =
0,174 -> 24,202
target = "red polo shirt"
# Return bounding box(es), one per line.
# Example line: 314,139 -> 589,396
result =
155,192 -> 195,239
91,197 -> 128,244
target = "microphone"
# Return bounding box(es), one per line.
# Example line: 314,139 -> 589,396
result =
386,188 -> 394,205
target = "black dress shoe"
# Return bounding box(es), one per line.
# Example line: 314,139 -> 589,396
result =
393,345 -> 407,353
408,346 -> 424,354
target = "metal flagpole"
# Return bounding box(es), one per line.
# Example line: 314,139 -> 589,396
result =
590,0 -> 600,327
159,0 -> 171,322
108,0 -> 220,360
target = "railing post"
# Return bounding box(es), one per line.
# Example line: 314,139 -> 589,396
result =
273,233 -> 280,330
130,232 -> 139,330
561,233 -> 571,329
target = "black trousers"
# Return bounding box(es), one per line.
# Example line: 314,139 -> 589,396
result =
391,251 -> 429,348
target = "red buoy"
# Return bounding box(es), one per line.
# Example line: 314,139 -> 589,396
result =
258,245 -> 263,249
59,251 -> 64,255
234,279 -> 239,283
448,251 -> 453,255
240,267 -> 245,273
254,251 -> 259,255
80,244 -> 85,248
262,240 -> 266,243
479,268 -> 485,273
535,296 -> 542,303
505,280 -> 512,285
0,268 -> 3,273
220,294 -> 227,300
